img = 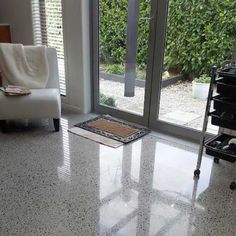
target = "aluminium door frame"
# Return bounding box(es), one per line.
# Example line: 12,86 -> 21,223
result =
148,0 -> 210,142
90,0 -> 207,142
90,0 -> 158,126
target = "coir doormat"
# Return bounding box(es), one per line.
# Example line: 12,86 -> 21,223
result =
69,115 -> 150,148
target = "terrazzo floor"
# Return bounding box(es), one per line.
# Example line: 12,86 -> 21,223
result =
0,113 -> 236,236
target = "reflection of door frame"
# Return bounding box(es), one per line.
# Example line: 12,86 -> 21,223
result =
90,0 -> 158,126
99,138 -> 201,235
148,0 -> 207,142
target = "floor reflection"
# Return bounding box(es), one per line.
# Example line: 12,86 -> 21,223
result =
0,115 -> 235,235
57,118 -> 71,183
98,136 -> 218,236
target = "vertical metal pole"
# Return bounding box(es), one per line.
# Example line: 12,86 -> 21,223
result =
124,0 -> 140,97
195,66 -> 218,173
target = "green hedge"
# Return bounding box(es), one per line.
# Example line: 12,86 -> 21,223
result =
165,0 -> 236,76
99,0 -> 150,69
100,0 -> 236,76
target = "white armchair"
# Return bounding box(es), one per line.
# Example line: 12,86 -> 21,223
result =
0,48 -> 61,132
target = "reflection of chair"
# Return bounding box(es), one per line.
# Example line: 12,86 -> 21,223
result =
0,48 -> 61,132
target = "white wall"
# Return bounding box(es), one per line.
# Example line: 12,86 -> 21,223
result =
0,0 -> 91,114
62,0 -> 91,114
0,0 -> 34,45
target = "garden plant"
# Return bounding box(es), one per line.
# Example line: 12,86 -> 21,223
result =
100,0 -> 236,77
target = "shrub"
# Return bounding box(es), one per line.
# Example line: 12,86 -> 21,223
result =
106,64 -> 125,75
99,0 -> 151,67
194,74 -> 211,83
165,0 -> 236,76
100,94 -> 116,107
100,0 -> 236,76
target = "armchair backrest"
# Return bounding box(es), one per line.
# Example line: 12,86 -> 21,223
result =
1,47 -> 60,91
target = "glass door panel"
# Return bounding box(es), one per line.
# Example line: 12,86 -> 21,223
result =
97,0 -> 152,116
157,0 -> 235,135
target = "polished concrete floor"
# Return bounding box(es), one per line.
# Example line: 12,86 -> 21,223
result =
0,114 -> 235,236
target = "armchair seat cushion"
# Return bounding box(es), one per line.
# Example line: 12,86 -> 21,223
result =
0,88 -> 61,120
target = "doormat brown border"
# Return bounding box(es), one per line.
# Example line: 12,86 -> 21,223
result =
74,115 -> 150,144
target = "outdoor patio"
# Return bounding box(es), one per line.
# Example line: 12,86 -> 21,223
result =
100,78 -> 218,133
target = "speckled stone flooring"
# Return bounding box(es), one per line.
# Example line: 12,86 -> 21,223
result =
0,113 -> 235,236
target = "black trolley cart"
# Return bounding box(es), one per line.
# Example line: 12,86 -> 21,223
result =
194,64 -> 236,190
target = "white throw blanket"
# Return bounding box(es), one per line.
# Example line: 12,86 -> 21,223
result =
0,43 -> 49,88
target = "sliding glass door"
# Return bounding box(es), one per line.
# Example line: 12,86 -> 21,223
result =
149,0 -> 235,139
92,0 -> 157,125
92,0 -> 235,140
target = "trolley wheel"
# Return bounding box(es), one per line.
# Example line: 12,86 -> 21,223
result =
194,169 -> 200,178
214,158 -> 220,164
230,182 -> 236,190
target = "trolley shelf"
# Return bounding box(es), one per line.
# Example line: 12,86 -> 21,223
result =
210,111 -> 236,130
218,68 -> 236,79
205,134 -> 236,163
213,95 -> 236,113
216,78 -> 236,98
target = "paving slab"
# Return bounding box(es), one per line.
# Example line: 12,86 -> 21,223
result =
161,111 -> 201,125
